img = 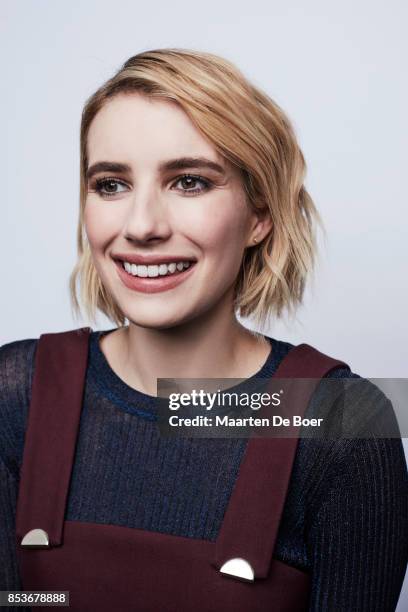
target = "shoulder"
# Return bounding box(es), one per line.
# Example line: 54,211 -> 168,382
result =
0,337 -> 39,405
0,326 -> 93,398
290,366 -> 407,527
273,338 -> 406,470
277,338 -> 397,434
0,327 -> 93,476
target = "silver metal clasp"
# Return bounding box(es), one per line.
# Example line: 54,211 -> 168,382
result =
219,557 -> 255,582
21,528 -> 50,548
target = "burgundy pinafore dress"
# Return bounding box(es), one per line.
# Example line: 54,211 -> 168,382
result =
15,327 -> 348,611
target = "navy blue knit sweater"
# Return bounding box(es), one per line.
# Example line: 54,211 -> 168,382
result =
1,329 -> 407,611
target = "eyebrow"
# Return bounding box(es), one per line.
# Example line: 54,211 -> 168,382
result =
85,157 -> 226,181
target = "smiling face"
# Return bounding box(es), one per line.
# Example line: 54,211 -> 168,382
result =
84,93 -> 264,329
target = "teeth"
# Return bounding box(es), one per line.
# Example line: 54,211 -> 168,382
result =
147,265 -> 159,277
122,261 -> 192,278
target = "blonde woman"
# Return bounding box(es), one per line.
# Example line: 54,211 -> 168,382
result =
1,49 -> 407,611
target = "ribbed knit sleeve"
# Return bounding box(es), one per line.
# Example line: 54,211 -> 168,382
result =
0,457 -> 23,590
0,339 -> 36,611
306,436 -> 407,611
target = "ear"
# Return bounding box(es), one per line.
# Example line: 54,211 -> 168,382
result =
245,208 -> 273,247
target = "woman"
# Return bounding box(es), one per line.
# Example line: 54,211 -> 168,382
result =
1,48 -> 407,611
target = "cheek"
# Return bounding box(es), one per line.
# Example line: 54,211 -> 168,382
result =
188,198 -> 249,257
84,201 -> 119,249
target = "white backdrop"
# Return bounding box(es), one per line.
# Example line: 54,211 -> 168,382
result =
1,0 -> 407,607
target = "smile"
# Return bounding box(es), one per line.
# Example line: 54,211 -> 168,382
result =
114,259 -> 197,294
123,260 -> 192,278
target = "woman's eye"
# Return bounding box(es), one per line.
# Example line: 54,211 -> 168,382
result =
173,174 -> 212,195
93,178 -> 128,198
91,174 -> 212,199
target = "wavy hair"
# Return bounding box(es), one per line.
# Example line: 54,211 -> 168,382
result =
69,48 -> 321,329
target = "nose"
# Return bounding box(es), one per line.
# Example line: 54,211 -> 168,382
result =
122,185 -> 172,245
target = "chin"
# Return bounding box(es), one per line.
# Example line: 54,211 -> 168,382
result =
124,308 -> 195,331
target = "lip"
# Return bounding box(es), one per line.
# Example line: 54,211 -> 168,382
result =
112,253 -> 197,265
114,259 -> 197,294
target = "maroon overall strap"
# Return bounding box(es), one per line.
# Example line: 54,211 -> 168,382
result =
15,327 -> 91,546
215,343 -> 348,579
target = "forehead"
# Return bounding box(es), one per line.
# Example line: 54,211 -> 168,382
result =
86,93 -> 225,168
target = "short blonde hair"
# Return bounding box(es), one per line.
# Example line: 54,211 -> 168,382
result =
69,48 -> 321,329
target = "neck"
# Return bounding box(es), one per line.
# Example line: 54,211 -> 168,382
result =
101,299 -> 271,396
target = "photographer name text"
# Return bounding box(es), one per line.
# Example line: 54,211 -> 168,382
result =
168,415 -> 324,428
